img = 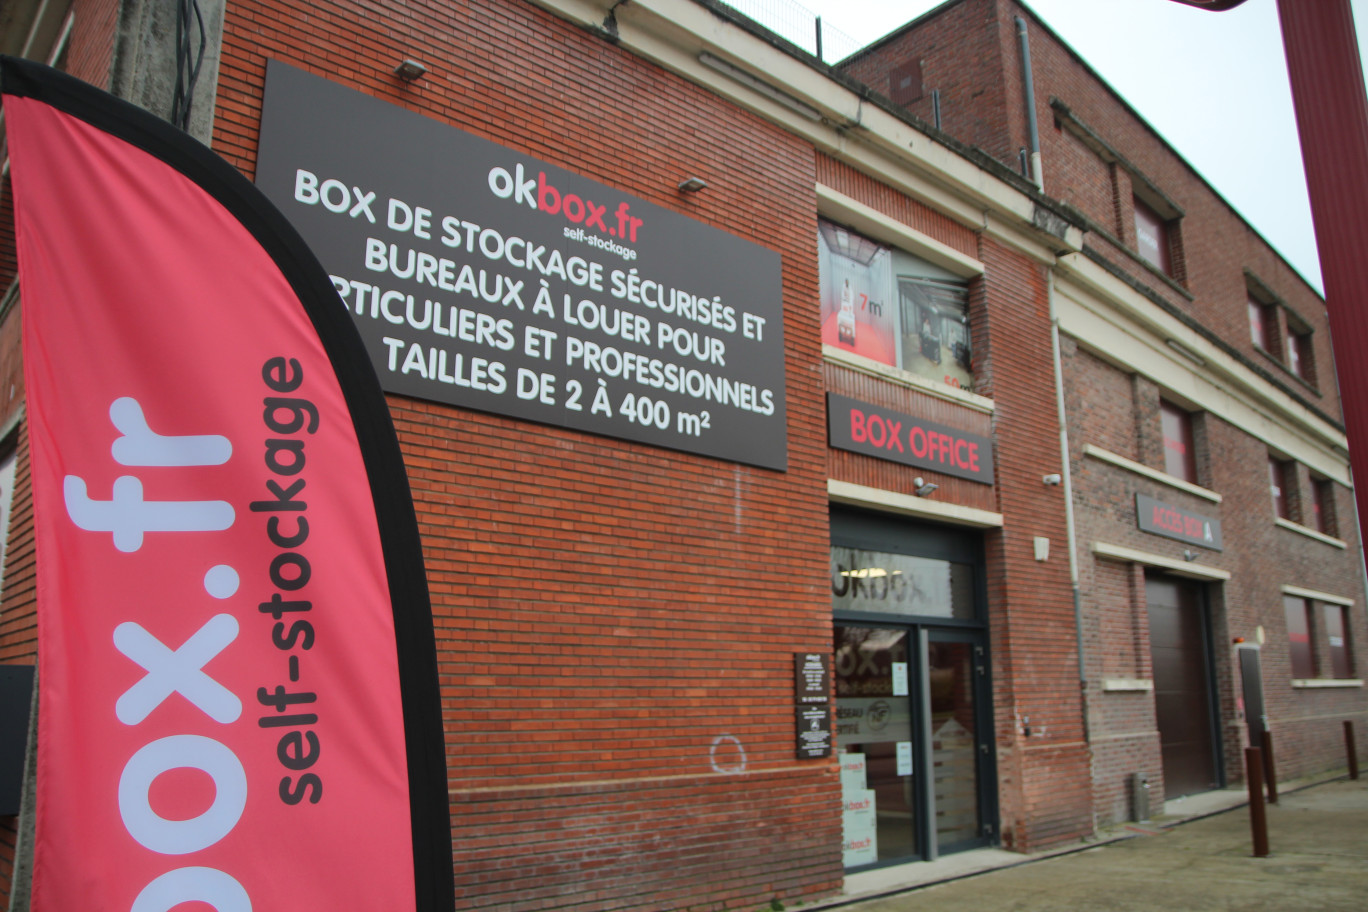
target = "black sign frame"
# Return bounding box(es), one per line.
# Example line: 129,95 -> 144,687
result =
255,62 -> 787,470
1135,493 -> 1223,550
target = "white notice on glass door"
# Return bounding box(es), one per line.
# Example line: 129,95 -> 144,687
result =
891,662 -> 908,696
896,740 -> 913,776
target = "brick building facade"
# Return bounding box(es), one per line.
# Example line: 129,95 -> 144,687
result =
846,0 -> 1367,827
0,0 -> 1363,909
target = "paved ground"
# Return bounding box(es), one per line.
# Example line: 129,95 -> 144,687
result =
832,777 -> 1368,912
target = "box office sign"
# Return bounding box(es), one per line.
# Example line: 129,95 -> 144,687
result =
255,62 -> 787,470
826,393 -> 994,484
1136,493 -> 1223,550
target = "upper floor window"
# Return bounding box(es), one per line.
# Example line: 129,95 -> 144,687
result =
1284,596 -> 1316,679
1248,295 -> 1276,353
1311,477 -> 1336,537
1160,400 -> 1197,482
1269,456 -> 1292,520
1285,318 -> 1315,385
817,218 -> 973,392
1133,196 -> 1171,275
1325,605 -> 1354,679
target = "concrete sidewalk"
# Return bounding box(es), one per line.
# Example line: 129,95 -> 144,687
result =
820,776 -> 1368,912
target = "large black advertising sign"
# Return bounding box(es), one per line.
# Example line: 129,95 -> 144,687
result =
255,62 -> 787,470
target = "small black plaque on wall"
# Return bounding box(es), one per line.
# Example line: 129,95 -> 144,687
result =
794,652 -> 830,703
795,704 -> 833,759
794,652 -> 832,758
1,664 -> 35,815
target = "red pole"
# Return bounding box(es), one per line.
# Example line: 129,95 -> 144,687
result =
1245,747 -> 1270,857
1277,0 -> 1368,532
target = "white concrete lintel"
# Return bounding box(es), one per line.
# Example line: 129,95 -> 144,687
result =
829,480 -> 1004,528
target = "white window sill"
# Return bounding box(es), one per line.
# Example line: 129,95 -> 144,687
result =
1281,584 -> 1354,607
823,346 -> 994,413
1083,444 -> 1222,503
1102,678 -> 1153,692
1292,678 -> 1363,689
1275,517 -> 1347,549
1091,540 -> 1231,580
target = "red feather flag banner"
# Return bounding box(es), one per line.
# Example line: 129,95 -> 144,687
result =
1,57 -> 453,911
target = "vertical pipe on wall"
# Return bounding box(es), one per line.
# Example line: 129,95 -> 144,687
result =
1015,16 -> 1043,187
1049,272 -> 1088,740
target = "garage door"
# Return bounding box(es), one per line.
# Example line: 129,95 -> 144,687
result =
1146,574 -> 1220,799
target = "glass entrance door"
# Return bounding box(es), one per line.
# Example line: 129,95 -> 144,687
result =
835,624 -> 992,868
927,635 -> 982,853
830,507 -> 994,867
835,625 -> 917,867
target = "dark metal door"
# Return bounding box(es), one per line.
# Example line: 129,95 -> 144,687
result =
1146,575 -> 1220,799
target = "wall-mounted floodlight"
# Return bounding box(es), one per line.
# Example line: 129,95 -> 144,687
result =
394,60 -> 427,82
678,176 -> 708,193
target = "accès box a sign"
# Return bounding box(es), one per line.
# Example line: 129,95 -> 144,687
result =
255,62 -> 787,471
1136,493 -> 1223,550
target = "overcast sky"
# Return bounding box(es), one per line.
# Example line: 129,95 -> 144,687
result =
779,0 -> 1368,294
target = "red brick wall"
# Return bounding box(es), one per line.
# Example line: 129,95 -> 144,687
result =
848,0 -> 1365,826
815,155 -> 979,260
814,148 -> 1093,851
975,238 -> 1091,850
843,0 -> 1024,170
816,150 -> 1092,851
1061,331 -> 1368,823
851,0 -> 1339,428
1016,0 -> 1339,422
210,1 -> 839,909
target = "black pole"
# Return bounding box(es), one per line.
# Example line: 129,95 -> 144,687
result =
1347,720 -> 1359,780
1261,730 -> 1278,804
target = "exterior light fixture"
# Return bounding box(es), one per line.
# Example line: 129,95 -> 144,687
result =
677,176 -> 708,193
913,477 -> 938,497
1042,473 -> 1062,486
394,60 -> 427,82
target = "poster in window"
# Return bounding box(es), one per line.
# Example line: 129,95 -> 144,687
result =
817,219 -> 972,391
896,273 -> 973,391
818,220 -> 897,364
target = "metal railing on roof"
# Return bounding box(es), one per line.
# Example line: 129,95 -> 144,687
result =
717,0 -> 867,64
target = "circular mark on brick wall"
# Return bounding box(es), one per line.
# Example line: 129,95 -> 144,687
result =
710,734 -> 747,774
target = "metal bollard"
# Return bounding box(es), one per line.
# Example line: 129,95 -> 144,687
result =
1245,747 -> 1269,857
1347,720 -> 1360,780
1261,730 -> 1278,804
